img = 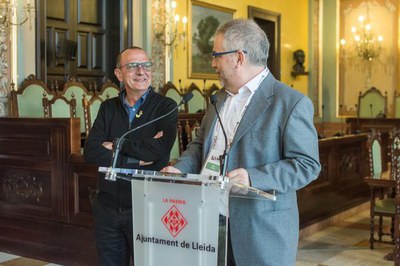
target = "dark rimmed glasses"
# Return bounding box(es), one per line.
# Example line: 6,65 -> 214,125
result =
211,50 -> 247,59
119,61 -> 153,72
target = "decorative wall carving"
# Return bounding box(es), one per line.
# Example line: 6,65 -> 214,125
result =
3,173 -> 43,202
339,150 -> 358,174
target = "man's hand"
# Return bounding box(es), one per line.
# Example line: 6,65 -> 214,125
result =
102,141 -> 113,150
153,131 -> 163,139
139,131 -> 164,165
103,131 -> 164,165
226,168 -> 250,186
161,166 -> 182,174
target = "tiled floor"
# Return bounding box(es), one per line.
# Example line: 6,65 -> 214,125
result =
0,209 -> 395,265
297,209 -> 394,266
0,251 -> 61,266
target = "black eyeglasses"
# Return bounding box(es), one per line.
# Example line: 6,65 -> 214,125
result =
211,50 -> 247,59
119,61 -> 153,72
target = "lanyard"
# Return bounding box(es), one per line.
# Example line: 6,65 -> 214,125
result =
211,91 -> 255,151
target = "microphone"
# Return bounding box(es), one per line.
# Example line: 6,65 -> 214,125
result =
370,104 -> 373,118
105,92 -> 194,181
318,105 -> 325,139
355,104 -> 360,134
210,94 -> 229,176
334,104 -> 345,137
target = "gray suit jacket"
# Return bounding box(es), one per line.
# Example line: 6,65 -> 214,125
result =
174,73 -> 321,266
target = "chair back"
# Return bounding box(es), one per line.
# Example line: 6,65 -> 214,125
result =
204,83 -> 220,107
11,76 -> 53,117
82,95 -> 104,137
389,128 -> 400,179
62,80 -> 91,134
161,81 -> 182,105
358,87 -> 387,118
98,80 -> 120,100
367,130 -> 383,179
43,94 -> 77,118
187,83 -> 206,114
394,92 -> 400,118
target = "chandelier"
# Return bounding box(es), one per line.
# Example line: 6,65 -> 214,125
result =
340,4 -> 383,62
0,0 -> 36,34
154,0 -> 187,49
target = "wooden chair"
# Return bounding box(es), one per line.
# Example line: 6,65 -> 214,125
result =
61,79 -> 91,134
204,83 -> 220,107
170,121 -> 184,163
82,95 -> 104,137
10,75 -> 53,118
393,91 -> 400,118
98,79 -> 120,101
43,94 -> 77,118
358,87 -> 387,118
186,83 -> 206,114
161,81 -> 185,112
368,128 -> 400,249
392,128 -> 400,264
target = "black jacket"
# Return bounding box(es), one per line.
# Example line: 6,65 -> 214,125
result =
83,87 -> 178,208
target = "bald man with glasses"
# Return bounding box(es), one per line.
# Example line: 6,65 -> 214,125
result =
84,46 -> 178,265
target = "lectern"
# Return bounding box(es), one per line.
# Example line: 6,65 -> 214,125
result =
99,167 -> 276,266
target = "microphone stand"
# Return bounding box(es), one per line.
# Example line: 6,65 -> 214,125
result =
210,95 -> 229,177
318,105 -> 325,139
105,92 -> 194,181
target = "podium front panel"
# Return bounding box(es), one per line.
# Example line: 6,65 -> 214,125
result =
131,178 -> 223,266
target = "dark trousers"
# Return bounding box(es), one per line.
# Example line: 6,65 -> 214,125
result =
92,196 -> 133,266
227,226 -> 236,266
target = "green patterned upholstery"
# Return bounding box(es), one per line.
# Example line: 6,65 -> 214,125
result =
166,88 -> 181,105
186,83 -> 206,114
99,81 -> 120,101
188,88 -> 206,113
374,198 -> 395,213
82,95 -> 103,137
62,82 -> 90,134
11,78 -> 53,118
43,95 -> 77,118
371,139 -> 382,178
358,87 -> 387,118
394,92 -> 400,118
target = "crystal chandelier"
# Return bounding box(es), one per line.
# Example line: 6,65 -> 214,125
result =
340,4 -> 383,62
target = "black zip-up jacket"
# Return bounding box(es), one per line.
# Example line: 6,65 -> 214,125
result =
83,87 -> 178,208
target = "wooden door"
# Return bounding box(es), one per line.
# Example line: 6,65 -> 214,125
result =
36,0 -> 131,88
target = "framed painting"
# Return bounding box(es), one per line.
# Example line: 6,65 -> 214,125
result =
188,1 -> 235,79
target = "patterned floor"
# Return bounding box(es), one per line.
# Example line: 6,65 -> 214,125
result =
296,209 -> 393,266
0,209 -> 395,265
0,251 -> 61,266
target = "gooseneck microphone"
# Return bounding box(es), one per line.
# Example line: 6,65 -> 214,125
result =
105,92 -> 193,180
210,94 -> 229,176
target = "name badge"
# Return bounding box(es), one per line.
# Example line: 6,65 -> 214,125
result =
200,148 -> 223,176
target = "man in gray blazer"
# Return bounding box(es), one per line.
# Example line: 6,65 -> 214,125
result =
162,19 -> 321,266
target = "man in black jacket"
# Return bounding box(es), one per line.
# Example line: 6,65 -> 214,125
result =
84,46 -> 177,265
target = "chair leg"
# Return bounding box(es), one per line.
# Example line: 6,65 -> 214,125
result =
370,213 -> 375,249
378,215 -> 383,242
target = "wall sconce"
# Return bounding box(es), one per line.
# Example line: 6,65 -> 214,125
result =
0,0 -> 36,34
154,0 -> 187,50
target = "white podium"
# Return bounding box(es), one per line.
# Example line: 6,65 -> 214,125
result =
99,167 -> 276,266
